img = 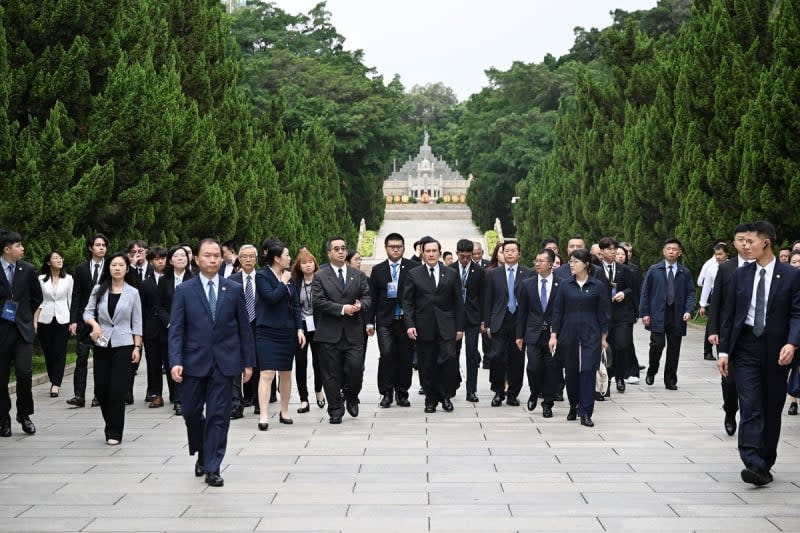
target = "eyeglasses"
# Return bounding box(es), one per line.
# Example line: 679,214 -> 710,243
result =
534,259 -> 552,264
331,247 -> 347,252
239,254 -> 257,260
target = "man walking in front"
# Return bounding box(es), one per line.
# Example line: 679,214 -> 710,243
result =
169,239 -> 255,487
719,221 -> 800,486
0,230 -> 43,436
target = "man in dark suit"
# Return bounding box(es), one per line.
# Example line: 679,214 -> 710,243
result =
0,230 -> 43,436
228,244 -> 259,419
367,233 -> 415,408
516,248 -> 560,417
169,238 -> 255,487
472,241 -> 489,268
594,237 -> 637,394
67,233 -> 108,408
619,240 -> 644,382
483,240 -> 532,406
403,237 -> 464,413
707,224 -> 752,436
719,221 -> 800,486
139,247 -> 167,408
312,236 -> 371,424
452,238 -> 485,402
553,235 -> 586,281
640,237 -> 696,390
126,239 -> 152,288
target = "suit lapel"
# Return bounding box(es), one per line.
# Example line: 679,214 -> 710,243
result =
768,264 -> 784,312
740,263 -> 756,312
193,278 -> 214,322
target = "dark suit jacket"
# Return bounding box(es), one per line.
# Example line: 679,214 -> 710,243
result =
552,275 -> 611,372
70,260 -> 100,339
516,274 -> 561,344
168,275 -> 255,377
719,261 -> 800,359
369,258 -> 416,328
156,270 -> 194,328
139,276 -> 163,342
0,260 -> 43,343
254,268 -> 302,330
483,263 -> 532,332
311,264 -> 371,345
593,262 -> 637,324
639,261 -> 696,335
402,262 -> 464,341
707,258 -> 740,337
449,260 -> 485,327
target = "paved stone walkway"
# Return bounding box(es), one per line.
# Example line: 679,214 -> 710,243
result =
3,206 -> 800,531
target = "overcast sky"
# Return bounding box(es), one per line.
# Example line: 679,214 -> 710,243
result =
271,0 -> 659,100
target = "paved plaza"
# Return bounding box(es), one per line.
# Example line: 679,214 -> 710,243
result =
3,208 -> 800,532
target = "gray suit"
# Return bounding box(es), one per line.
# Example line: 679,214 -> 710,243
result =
311,264 -> 371,419
84,283 -> 143,346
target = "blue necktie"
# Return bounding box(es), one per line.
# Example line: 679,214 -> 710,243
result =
208,280 -> 217,322
391,263 -> 402,316
507,267 -> 517,314
540,278 -> 548,310
753,268 -> 766,337
5,264 -> 13,287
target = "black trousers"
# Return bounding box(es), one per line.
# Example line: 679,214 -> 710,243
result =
609,322 -> 633,380
376,319 -> 413,399
565,368 -> 596,418
417,338 -> 458,403
295,328 -> 323,402
526,334 -> 558,407
457,324 -> 481,394
733,327 -> 789,472
72,337 -> 93,399
0,326 -> 33,418
39,319 -> 69,387
93,345 -> 133,441
144,335 -> 167,397
319,340 -> 364,419
722,370 -> 738,416
489,313 -> 524,399
647,306 -> 683,386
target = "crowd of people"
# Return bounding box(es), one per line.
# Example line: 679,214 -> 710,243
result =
1,220 -> 798,488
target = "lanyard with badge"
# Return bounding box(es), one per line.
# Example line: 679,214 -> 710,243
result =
387,263 -> 399,299
2,264 -> 18,322
302,281 -> 316,331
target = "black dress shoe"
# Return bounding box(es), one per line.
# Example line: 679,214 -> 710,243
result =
346,401 -> 359,418
506,397 -> 520,407
297,402 -> 310,414
741,467 -> 772,486
491,393 -> 504,407
527,395 -> 538,412
379,394 -> 392,408
329,416 -> 342,424
230,407 -> 244,420
645,374 -> 655,386
482,356 -> 490,369
466,392 -> 479,403
441,399 -> 454,412
616,378 -> 625,393
594,392 -> 605,402
639,365 -> 646,370
542,406 -> 553,418
396,397 -> 411,407
91,397 -> 100,407
424,403 -> 436,413
418,386 -> 425,395
125,394 -> 134,405
580,416 -> 594,427
279,413 -> 293,424
567,407 -> 577,421
258,422 -> 269,431
724,414 -> 737,436
269,396 -> 277,404
174,402 -> 183,416
789,402 -> 798,416
144,394 -> 155,403
194,457 -> 205,477
0,417 -> 11,437
704,353 -> 717,361
665,383 -> 678,390
253,405 -> 261,415
16,414 -> 35,435
316,397 -> 326,409
243,399 -> 253,408
66,396 -> 85,408
205,472 -> 224,487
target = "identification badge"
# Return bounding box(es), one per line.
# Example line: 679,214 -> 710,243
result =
305,315 -> 316,332
387,281 -> 398,299
2,300 -> 18,322
610,282 -> 617,298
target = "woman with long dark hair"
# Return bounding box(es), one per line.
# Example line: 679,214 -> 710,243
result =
34,251 -> 74,397
254,238 -> 305,430
549,249 -> 610,428
83,252 -> 142,445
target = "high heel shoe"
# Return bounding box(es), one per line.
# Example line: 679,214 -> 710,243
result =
258,422 -> 268,431
50,385 -> 59,398
316,393 -> 326,409
297,402 -> 310,414
279,413 -> 293,425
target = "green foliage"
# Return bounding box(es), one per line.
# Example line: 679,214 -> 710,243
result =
358,230 -> 376,258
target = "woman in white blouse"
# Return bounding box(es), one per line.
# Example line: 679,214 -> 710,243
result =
34,251 -> 74,397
